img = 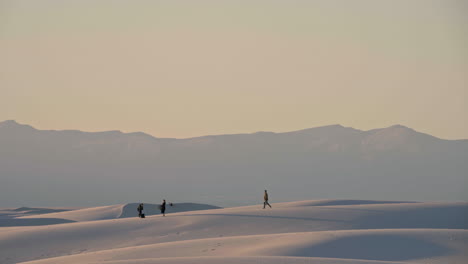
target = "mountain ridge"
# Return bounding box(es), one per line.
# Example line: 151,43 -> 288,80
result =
1,120 -> 466,206
0,120 -> 462,141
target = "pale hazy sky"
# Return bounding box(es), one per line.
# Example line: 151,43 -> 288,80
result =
1,0 -> 467,139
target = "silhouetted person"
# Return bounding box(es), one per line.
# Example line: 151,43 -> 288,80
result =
160,199 -> 166,216
137,203 -> 144,218
263,190 -> 272,209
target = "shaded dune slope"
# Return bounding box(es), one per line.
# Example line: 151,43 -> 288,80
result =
0,200 -> 466,264
19,203 -> 221,222
23,229 -> 468,264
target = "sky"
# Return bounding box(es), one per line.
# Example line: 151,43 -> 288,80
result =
1,0 -> 467,139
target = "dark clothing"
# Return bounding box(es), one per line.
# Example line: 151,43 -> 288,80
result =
160,201 -> 166,215
263,191 -> 271,209
137,204 -> 144,217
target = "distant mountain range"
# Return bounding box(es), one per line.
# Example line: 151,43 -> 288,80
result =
1,120 -> 467,207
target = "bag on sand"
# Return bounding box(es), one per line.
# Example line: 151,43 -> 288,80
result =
141,213 -> 145,218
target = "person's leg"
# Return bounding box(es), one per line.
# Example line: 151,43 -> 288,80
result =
263,202 -> 266,209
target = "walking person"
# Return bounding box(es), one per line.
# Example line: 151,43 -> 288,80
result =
160,199 -> 166,216
137,203 -> 144,218
263,190 -> 272,209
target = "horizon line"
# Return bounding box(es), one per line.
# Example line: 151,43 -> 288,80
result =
3,119 -> 467,141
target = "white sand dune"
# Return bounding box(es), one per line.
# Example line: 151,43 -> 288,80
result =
0,207 -> 76,219
0,200 -> 466,264
22,229 -> 468,264
17,203 -> 221,222
280,199 -> 418,207
29,256 -> 412,264
0,207 -> 79,227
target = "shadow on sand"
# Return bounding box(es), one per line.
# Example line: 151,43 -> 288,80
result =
353,204 -> 468,229
174,213 -> 347,223
0,218 -> 76,227
288,234 -> 451,261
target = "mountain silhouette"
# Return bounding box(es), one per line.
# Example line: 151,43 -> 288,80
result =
1,120 -> 466,206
